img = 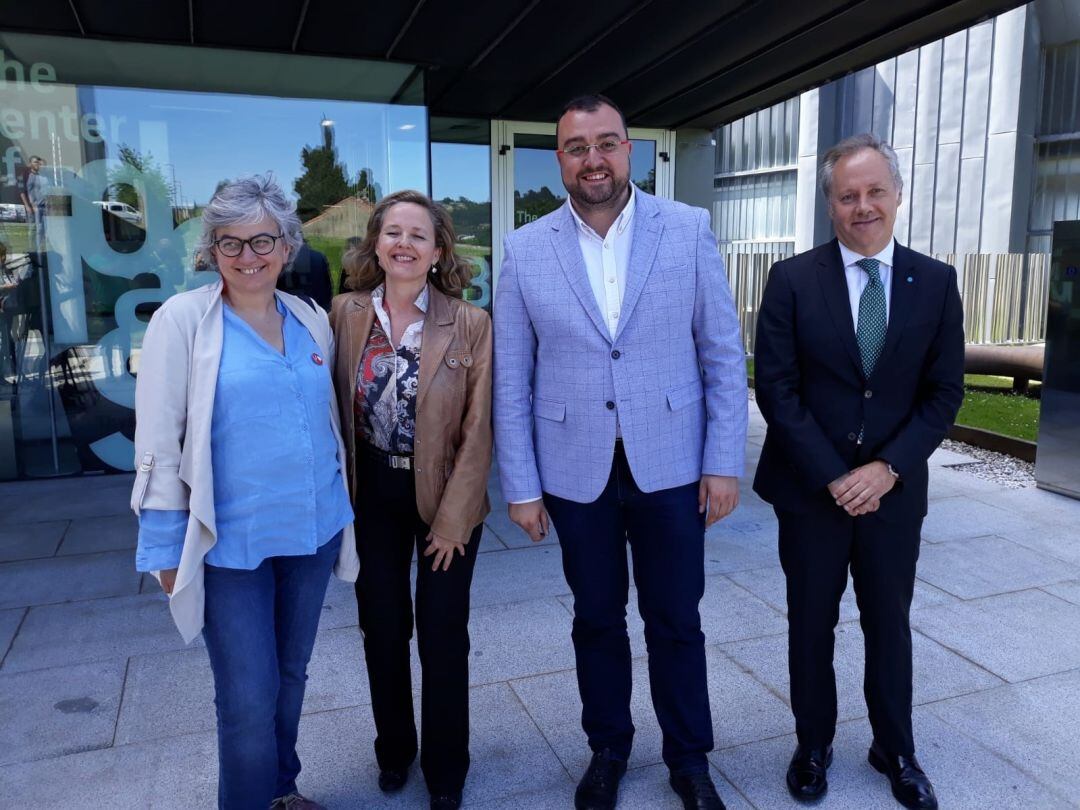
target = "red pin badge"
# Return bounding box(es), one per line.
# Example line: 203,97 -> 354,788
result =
311,353 -> 324,365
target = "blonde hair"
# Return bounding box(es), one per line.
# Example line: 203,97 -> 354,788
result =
342,190 -> 472,298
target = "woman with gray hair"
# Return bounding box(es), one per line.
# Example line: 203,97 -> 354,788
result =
131,174 -> 359,810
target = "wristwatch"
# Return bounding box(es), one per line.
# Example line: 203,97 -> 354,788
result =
885,463 -> 900,480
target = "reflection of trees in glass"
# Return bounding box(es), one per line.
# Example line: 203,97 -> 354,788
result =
514,186 -> 563,226
439,197 -> 491,248
636,168 -> 655,195
108,145 -> 171,210
294,141 -> 352,221
355,169 -> 381,205
294,123 -> 382,221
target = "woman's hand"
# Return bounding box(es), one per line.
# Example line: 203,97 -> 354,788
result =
159,568 -> 178,595
423,531 -> 466,572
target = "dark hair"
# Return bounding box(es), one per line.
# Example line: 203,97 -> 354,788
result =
342,190 -> 472,298
29,155 -> 43,162
557,94 -> 627,142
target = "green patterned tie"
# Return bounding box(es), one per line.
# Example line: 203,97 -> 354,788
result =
855,258 -> 887,376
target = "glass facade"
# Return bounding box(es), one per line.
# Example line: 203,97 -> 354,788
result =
0,32 -> 426,480
430,118 -> 493,311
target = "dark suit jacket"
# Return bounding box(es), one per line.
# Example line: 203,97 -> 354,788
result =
752,239 -> 965,524
277,243 -> 333,310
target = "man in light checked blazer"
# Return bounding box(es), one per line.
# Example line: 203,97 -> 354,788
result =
493,94 -> 748,810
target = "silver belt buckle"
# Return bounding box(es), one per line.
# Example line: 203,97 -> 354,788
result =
389,455 -> 412,470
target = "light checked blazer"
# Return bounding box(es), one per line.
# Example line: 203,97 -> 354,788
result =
493,190 -> 748,504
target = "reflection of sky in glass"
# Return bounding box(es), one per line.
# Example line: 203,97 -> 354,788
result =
431,142 -> 490,202
86,86 -> 428,205
514,139 -> 657,198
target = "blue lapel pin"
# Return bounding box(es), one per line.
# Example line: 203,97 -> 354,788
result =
906,276 -> 913,283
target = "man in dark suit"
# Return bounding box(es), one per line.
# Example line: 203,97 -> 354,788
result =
277,240 -> 333,310
753,133 -> 964,810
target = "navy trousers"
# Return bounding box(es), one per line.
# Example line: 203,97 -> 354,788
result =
352,451 -> 482,796
777,503 -> 922,756
544,443 -> 712,774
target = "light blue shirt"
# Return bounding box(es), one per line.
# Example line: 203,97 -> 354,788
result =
135,297 -> 353,571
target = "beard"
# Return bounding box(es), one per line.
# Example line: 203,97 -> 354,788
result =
567,172 -> 630,210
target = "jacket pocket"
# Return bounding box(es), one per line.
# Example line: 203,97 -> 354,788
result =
666,381 -> 704,411
533,397 -> 566,422
445,349 -> 473,369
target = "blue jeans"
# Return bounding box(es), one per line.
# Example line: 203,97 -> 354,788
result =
202,532 -> 341,810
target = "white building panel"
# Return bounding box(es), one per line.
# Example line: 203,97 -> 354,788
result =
933,140 -> 962,253
962,21 -> 994,159
956,156 -> 986,253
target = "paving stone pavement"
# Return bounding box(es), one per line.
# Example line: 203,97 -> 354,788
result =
1,402 -> 1079,808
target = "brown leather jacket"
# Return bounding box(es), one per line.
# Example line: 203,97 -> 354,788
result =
329,285 -> 492,543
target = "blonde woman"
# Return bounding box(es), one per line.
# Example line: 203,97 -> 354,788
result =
331,190 -> 492,810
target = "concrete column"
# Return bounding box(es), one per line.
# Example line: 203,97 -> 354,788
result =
674,128 -> 717,221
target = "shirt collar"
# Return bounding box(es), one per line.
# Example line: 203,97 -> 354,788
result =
838,238 -> 895,270
371,282 -> 430,313
567,183 -> 636,241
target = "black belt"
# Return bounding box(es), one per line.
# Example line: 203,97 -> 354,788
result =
358,441 -> 414,470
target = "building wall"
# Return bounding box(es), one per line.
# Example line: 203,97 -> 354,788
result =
794,5 -> 1039,255
713,3 -> 1066,347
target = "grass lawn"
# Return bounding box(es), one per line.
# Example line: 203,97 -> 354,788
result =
956,387 -> 1040,441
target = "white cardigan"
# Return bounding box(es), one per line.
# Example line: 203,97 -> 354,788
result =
131,279 -> 359,643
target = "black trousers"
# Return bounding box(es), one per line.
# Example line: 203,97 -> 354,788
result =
776,502 -> 922,756
353,451 -> 482,795
543,443 -> 712,775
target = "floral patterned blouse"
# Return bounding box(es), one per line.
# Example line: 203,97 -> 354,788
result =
354,283 -> 428,454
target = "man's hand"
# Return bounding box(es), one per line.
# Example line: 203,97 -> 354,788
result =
508,500 -> 549,542
159,568 -> 178,595
699,475 -> 739,527
829,461 -> 896,516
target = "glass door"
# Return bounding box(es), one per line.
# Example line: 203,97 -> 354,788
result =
490,120 -> 675,285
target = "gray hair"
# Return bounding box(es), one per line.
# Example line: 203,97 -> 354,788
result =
818,133 -> 903,199
195,174 -> 303,270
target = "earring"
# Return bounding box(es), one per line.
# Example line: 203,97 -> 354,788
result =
430,263 -> 438,274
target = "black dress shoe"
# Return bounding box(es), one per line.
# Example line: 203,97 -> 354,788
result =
575,748 -> 628,810
669,770 -> 726,809
378,767 -> 408,793
868,741 -> 938,809
786,744 -> 833,802
430,793 -> 462,810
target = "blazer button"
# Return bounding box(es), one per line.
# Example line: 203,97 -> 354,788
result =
606,401 -> 615,410
847,432 -> 857,441
864,390 -> 873,399
611,350 -> 621,359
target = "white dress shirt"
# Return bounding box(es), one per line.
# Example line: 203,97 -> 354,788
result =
838,239 -> 894,330
566,184 -> 636,339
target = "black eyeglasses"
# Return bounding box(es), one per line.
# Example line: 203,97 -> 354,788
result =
213,233 -> 284,257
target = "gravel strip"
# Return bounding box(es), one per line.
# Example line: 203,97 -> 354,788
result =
750,389 -> 1035,488
938,438 -> 1035,488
